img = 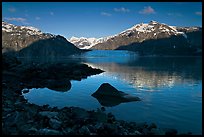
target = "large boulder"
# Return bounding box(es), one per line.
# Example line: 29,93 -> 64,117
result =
91,83 -> 141,107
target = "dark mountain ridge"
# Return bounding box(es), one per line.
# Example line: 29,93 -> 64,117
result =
2,21 -> 82,58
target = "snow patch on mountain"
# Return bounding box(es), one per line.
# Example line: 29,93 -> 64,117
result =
20,26 -> 43,35
2,22 -> 16,32
2,21 -> 43,35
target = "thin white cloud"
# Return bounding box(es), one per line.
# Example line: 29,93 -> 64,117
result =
35,17 -> 40,20
4,17 -> 29,24
8,7 -> 16,13
195,12 -> 202,16
4,17 -> 26,22
50,12 -> 54,16
114,7 -> 130,13
101,12 -> 112,16
139,6 -> 156,15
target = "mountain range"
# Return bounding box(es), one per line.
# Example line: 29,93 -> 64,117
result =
2,21 -> 81,58
2,20 -> 202,57
69,21 -> 202,56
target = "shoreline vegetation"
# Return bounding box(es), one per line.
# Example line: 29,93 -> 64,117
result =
2,55 -> 193,135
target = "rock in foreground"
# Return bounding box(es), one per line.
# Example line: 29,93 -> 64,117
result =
92,83 -> 141,107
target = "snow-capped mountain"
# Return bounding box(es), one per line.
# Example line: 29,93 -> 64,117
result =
69,21 -> 201,51
2,21 -> 44,36
117,20 -> 187,38
2,21 -> 80,57
68,35 -> 114,49
69,37 -> 97,49
91,20 -> 191,50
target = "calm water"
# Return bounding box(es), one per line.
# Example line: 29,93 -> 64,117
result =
22,50 -> 202,134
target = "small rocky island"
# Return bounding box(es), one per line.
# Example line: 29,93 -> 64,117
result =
92,83 -> 141,107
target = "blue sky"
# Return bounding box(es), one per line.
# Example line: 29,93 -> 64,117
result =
2,2 -> 202,39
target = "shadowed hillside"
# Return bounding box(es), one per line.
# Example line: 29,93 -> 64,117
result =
18,36 -> 81,58
116,34 -> 201,56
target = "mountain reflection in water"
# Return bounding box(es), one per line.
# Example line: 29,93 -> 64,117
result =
84,57 -> 201,90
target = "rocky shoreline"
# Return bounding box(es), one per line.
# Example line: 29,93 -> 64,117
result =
2,86 -> 181,135
2,56 -> 192,135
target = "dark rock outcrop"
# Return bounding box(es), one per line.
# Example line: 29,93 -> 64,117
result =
91,83 -> 141,107
9,63 -> 103,92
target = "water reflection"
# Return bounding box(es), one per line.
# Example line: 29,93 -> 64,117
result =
22,79 -> 72,92
18,50 -> 202,92
84,57 -> 201,90
46,79 -> 72,92
92,95 -> 130,107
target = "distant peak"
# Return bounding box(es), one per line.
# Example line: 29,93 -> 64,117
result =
70,36 -> 79,39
